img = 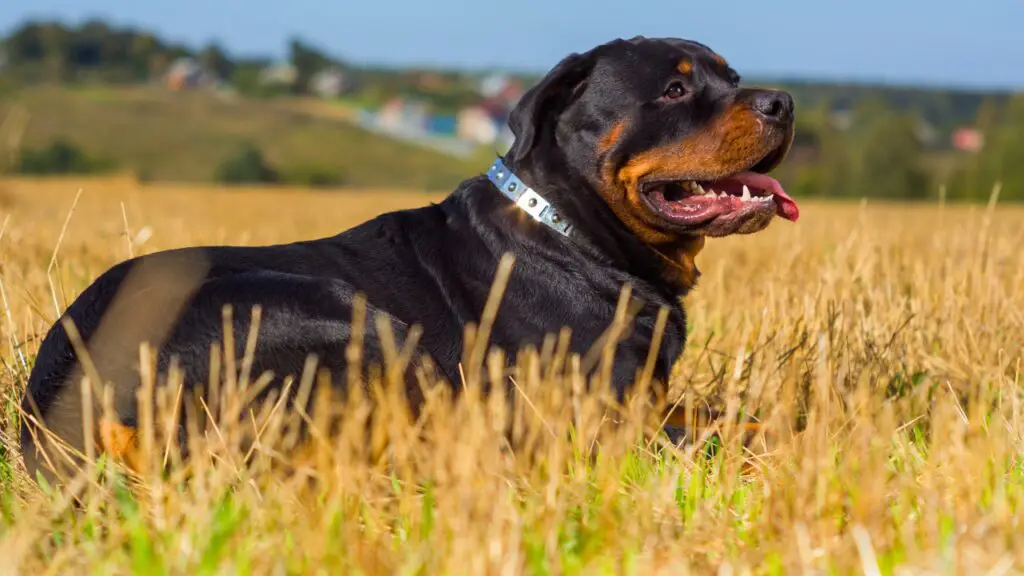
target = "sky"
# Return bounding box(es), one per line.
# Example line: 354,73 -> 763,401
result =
2,0 -> 1023,90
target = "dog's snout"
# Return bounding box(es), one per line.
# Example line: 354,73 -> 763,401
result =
750,90 -> 793,123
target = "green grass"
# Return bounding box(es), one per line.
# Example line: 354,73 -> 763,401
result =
0,85 -> 487,189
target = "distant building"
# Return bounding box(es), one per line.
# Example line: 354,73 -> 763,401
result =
310,67 -> 351,98
376,97 -> 430,133
164,57 -> 221,91
456,76 -> 525,148
478,73 -> 526,107
456,98 -> 515,149
496,79 -> 525,107
259,63 -> 298,88
457,105 -> 501,145
427,114 -> 458,136
479,73 -> 514,98
952,127 -> 985,153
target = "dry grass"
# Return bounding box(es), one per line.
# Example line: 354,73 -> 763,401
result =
0,176 -> 1022,575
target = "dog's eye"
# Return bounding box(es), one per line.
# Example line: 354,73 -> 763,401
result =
662,82 -> 687,100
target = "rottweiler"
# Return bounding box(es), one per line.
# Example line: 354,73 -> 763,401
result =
19,36 -> 798,483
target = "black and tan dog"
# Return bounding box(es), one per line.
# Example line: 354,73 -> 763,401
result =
20,36 -> 799,482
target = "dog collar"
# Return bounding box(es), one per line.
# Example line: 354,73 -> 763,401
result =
487,158 -> 573,237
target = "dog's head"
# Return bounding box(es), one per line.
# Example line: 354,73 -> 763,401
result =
504,36 -> 799,288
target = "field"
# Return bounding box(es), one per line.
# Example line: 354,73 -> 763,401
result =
0,86 -> 484,189
0,176 -> 1023,574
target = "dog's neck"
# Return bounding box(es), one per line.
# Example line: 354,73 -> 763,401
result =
496,153 -> 698,298
486,157 -> 574,238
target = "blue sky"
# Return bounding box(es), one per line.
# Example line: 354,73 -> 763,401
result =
3,0 -> 1023,89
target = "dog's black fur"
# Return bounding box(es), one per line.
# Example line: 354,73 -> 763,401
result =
20,36 -> 795,482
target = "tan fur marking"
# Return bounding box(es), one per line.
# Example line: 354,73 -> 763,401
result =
98,418 -> 141,471
598,120 -> 627,154
677,59 -> 693,75
593,101 -> 783,288
618,102 -> 772,186
661,405 -> 764,437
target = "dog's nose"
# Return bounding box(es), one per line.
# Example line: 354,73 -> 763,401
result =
750,90 -> 793,123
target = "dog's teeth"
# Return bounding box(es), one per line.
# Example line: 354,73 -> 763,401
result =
694,184 -> 705,195
718,192 -> 728,199
741,185 -> 752,201
682,181 -> 694,192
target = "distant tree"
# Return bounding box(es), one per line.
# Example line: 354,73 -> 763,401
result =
842,98 -> 931,199
946,96 -> 1024,202
791,99 -> 857,199
230,59 -> 280,97
856,113 -> 931,199
981,96 -> 1024,201
0,20 -> 208,83
147,52 -> 173,79
128,32 -> 161,79
38,23 -> 71,82
16,139 -> 116,175
946,98 -> 1002,201
5,23 -> 47,64
215,142 -> 279,184
285,165 -> 346,188
198,42 -> 234,81
988,96 -> 1024,201
288,38 -> 332,94
68,19 -> 112,69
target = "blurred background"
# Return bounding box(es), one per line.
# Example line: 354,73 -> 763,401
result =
0,0 -> 1022,200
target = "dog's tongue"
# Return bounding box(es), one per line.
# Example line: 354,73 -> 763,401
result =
727,172 -> 800,221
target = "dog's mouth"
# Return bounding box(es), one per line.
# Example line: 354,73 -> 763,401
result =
638,149 -> 800,236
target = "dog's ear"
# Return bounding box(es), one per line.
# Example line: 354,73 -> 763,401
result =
506,50 -> 597,163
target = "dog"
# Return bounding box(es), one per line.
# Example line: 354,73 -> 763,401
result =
19,36 -> 798,484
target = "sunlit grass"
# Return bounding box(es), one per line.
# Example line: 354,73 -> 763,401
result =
0,176 -> 1022,574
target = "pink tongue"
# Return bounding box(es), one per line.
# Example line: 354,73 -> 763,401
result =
726,172 -> 800,221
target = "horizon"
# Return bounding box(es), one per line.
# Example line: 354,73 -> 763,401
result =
2,1 -> 1023,92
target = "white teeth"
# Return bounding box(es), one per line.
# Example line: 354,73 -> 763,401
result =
741,185 -> 752,201
682,181 -> 695,192
718,192 -> 728,198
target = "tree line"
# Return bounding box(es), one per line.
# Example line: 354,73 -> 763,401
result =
777,94 -> 1024,202
0,19 -> 486,109
1,19 -> 1022,200
0,19 -> 334,94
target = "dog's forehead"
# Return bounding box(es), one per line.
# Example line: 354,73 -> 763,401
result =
595,37 -> 738,84
624,36 -> 722,61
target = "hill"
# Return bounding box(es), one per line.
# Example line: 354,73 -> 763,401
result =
0,19 -> 1013,135
2,18 -> 1023,201
0,85 -> 488,190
